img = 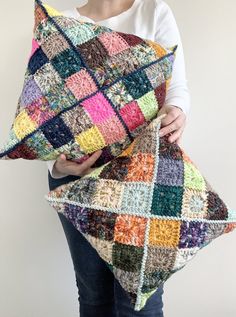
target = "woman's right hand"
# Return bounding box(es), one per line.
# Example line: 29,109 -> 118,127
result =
53,150 -> 103,177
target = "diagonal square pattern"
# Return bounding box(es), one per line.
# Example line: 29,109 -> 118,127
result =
45,115 -> 236,311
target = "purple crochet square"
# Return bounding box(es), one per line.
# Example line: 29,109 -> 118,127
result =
63,203 -> 89,233
179,221 -> 208,248
21,78 -> 43,106
155,157 -> 184,186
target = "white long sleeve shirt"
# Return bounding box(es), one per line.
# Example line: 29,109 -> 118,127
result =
47,0 -> 191,178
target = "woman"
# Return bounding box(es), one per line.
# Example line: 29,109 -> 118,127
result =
47,0 -> 191,316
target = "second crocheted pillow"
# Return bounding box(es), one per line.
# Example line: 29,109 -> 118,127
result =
0,0 -> 177,165
45,114 -> 236,311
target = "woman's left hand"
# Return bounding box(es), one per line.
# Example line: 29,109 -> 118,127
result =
158,104 -> 186,145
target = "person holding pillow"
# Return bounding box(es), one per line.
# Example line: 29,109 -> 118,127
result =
47,1 -> 191,316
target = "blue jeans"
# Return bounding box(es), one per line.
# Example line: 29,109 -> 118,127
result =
48,171 -> 164,317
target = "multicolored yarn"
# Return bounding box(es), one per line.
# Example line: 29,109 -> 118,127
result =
45,114 -> 236,311
0,0 -> 177,163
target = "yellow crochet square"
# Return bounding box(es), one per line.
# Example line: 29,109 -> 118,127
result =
43,4 -> 61,17
13,110 -> 37,140
75,126 -> 106,153
148,219 -> 181,247
146,40 -> 167,58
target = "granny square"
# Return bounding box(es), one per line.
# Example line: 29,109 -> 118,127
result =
45,114 -> 236,311
0,0 -> 178,161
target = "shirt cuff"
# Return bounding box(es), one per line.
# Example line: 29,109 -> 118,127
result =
46,160 -> 69,179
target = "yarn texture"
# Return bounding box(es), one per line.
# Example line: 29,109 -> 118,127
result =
0,0 -> 177,164
46,114 -> 236,311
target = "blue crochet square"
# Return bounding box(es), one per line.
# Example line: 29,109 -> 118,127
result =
28,47 -> 49,74
51,48 -> 82,79
42,116 -> 74,148
122,70 -> 153,100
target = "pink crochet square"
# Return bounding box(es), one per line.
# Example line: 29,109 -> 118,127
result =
65,69 -> 97,100
29,39 -> 40,59
82,92 -> 116,124
98,32 -> 130,56
119,101 -> 146,131
97,116 -> 127,144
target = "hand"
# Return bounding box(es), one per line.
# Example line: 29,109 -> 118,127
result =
53,150 -> 103,177
158,104 -> 186,145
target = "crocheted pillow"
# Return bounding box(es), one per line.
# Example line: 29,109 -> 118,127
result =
45,114 -> 236,311
0,0 -> 177,164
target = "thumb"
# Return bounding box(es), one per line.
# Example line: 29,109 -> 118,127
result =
57,153 -> 67,162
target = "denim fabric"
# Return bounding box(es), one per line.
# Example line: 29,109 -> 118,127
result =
48,170 -> 165,317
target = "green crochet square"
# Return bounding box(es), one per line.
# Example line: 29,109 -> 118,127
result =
151,184 -> 184,217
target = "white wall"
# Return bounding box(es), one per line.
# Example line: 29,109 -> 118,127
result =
0,1 -> 235,316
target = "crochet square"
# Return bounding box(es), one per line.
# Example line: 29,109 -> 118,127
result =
61,106 -> 93,135
78,37 -> 108,69
20,77 -> 43,106
85,209 -> 118,241
34,63 -> 62,93
206,191 -> 228,220
119,101 -> 146,131
154,82 -> 166,108
122,71 -> 153,100
184,161 -> 206,191
97,116 -> 127,144
155,157 -> 184,186
141,270 -> 171,293
144,63 -> 165,89
121,183 -> 152,213
113,268 -> 140,294
106,49 -> 140,78
92,179 -> 124,208
75,126 -> 106,153
124,153 -> 155,182
13,110 -> 38,140
137,91 -> 159,121
51,48 -> 82,79
104,81 -> 133,111
65,69 -> 97,100
81,92 -> 116,124
44,83 -> 77,112
41,32 -> 70,59
151,184 -> 184,217
173,247 -> 199,271
179,221 -> 208,248
116,31 -> 144,46
25,96 -> 54,126
114,215 -> 148,247
86,235 -> 114,264
130,43 -> 157,67
41,116 -> 74,148
7,143 -> 38,160
98,32 -> 130,56
63,22 -> 96,46
28,47 -> 49,74
25,129 -> 56,159
181,188 -> 208,219
148,219 -> 181,247
112,242 -> 144,272
145,246 -> 177,273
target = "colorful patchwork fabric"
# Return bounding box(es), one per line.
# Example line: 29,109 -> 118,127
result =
45,114 -> 236,311
0,0 -> 177,163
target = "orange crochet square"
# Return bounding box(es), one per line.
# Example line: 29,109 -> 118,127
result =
124,153 -> 155,182
148,219 -> 181,247
114,215 -> 148,247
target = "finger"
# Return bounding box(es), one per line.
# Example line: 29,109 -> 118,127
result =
159,117 -> 183,137
57,153 -> 67,162
78,150 -> 103,171
168,127 -> 184,143
161,110 -> 180,127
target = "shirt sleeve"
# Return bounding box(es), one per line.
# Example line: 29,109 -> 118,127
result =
154,0 -> 191,115
46,159 -> 69,179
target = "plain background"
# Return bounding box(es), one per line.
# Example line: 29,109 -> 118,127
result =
0,0 -> 236,316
